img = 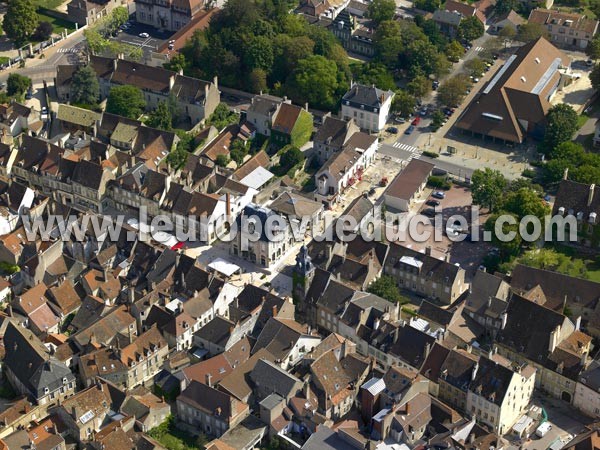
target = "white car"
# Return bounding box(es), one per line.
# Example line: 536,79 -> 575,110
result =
139,32 -> 150,38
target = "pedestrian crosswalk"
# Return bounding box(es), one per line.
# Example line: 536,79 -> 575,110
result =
473,46 -> 484,52
391,142 -> 421,160
57,48 -> 77,53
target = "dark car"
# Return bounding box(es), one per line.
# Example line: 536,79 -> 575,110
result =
426,199 -> 440,207
404,125 -> 415,135
386,127 -> 399,134
432,80 -> 440,90
422,208 -> 436,217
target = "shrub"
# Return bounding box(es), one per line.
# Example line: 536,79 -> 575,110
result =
422,150 -> 439,158
427,175 -> 451,190
522,168 -> 536,179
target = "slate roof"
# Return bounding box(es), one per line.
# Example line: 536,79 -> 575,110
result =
385,159 -> 434,201
178,380 -> 236,418
511,263 -> 600,311
250,359 -> 302,397
313,116 -> 357,148
389,325 -> 436,369
439,348 -> 478,391
470,356 -> 515,405
269,191 -> 323,218
553,179 -> 600,224
342,83 -> 394,108
4,322 -> 75,399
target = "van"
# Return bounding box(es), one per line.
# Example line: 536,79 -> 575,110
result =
535,422 -> 552,438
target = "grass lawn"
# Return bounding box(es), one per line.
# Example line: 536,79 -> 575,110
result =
37,11 -> 76,35
151,430 -> 204,450
548,244 -> 600,282
577,112 -> 590,129
31,0 -> 67,10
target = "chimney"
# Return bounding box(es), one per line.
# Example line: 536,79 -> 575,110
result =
206,373 -> 212,387
225,193 -> 231,218
471,362 -> 478,380
272,304 -> 278,317
588,184 -> 595,207
213,76 -> 218,90
549,324 -> 561,353
445,251 -> 451,262
581,351 -> 588,367
169,75 -> 175,90
405,401 -> 410,415
500,311 -> 507,329
425,246 -> 432,256
563,167 -> 569,180
305,102 -> 309,111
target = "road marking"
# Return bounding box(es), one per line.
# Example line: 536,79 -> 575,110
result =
57,48 -> 77,53
474,46 -> 484,52
391,142 -> 421,160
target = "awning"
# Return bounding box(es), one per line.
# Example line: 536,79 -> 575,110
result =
208,258 -> 242,277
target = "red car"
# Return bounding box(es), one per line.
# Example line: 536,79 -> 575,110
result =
411,116 -> 421,126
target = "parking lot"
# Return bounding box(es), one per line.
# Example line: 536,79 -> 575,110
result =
110,21 -> 174,52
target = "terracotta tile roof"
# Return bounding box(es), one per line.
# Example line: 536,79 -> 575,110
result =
120,325 -> 167,367
385,159 -> 434,201
271,103 -> 303,135
528,8 -> 599,34
455,37 -> 570,143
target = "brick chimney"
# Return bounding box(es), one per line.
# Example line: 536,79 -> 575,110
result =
588,184 -> 595,207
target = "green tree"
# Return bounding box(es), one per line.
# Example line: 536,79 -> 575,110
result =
542,103 -> 578,154
166,131 -> 193,169
414,0 -> 441,12
146,100 -> 173,130
516,23 -> 548,43
207,103 -> 240,129
502,187 -> 549,221
458,16 -> 484,42
164,53 -> 189,73
229,139 -> 248,164
406,74 -> 432,99
352,62 -> 396,91
367,275 -> 405,303
446,40 -> 465,63
430,110 -> 445,130
498,25 -> 517,41
374,20 -> 403,68
7,73 -> 31,98
464,57 -> 486,77
2,0 -> 38,45
243,35 -> 274,71
216,154 -> 230,167
279,145 -> 305,173
247,68 -> 268,93
285,55 -> 340,110
485,212 -> 523,257
437,75 -> 469,107
368,0 -> 397,24
6,73 -> 32,97
494,0 -> 519,15
392,90 -> 415,117
520,248 -> 587,279
33,21 -> 53,41
406,39 -> 450,77
590,63 -> 600,91
587,38 -> 600,62
109,6 -> 129,30
272,34 -> 314,83
105,85 -> 146,119
70,65 -> 100,106
471,168 -> 507,212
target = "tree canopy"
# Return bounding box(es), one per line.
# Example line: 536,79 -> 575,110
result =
470,168 -> 507,212
2,0 -> 38,45
516,23 -> 548,42
542,103 -> 579,154
367,275 -> 406,303
458,16 -> 484,42
368,0 -> 397,24
70,65 -> 100,106
7,73 -> 31,98
105,85 -> 146,119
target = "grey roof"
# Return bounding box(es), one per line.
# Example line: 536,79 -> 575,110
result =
4,322 -> 75,399
433,9 -> 463,26
342,83 -> 394,108
259,393 -> 284,410
313,116 -> 356,149
302,426 -> 357,450
470,355 -> 515,405
194,316 -> 235,347
247,94 -> 284,117
249,359 -> 302,398
579,360 -> 600,392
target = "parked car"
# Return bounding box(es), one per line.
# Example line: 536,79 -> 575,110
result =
0,82 -> 5,90
25,88 -> 33,100
139,32 -> 150,38
404,125 -> 415,135
411,116 -> 421,126
386,127 -> 398,134
422,208 -> 436,217
426,199 -> 440,207
432,191 -> 446,199
394,116 -> 406,124
432,80 -> 440,90
587,59 -> 594,66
